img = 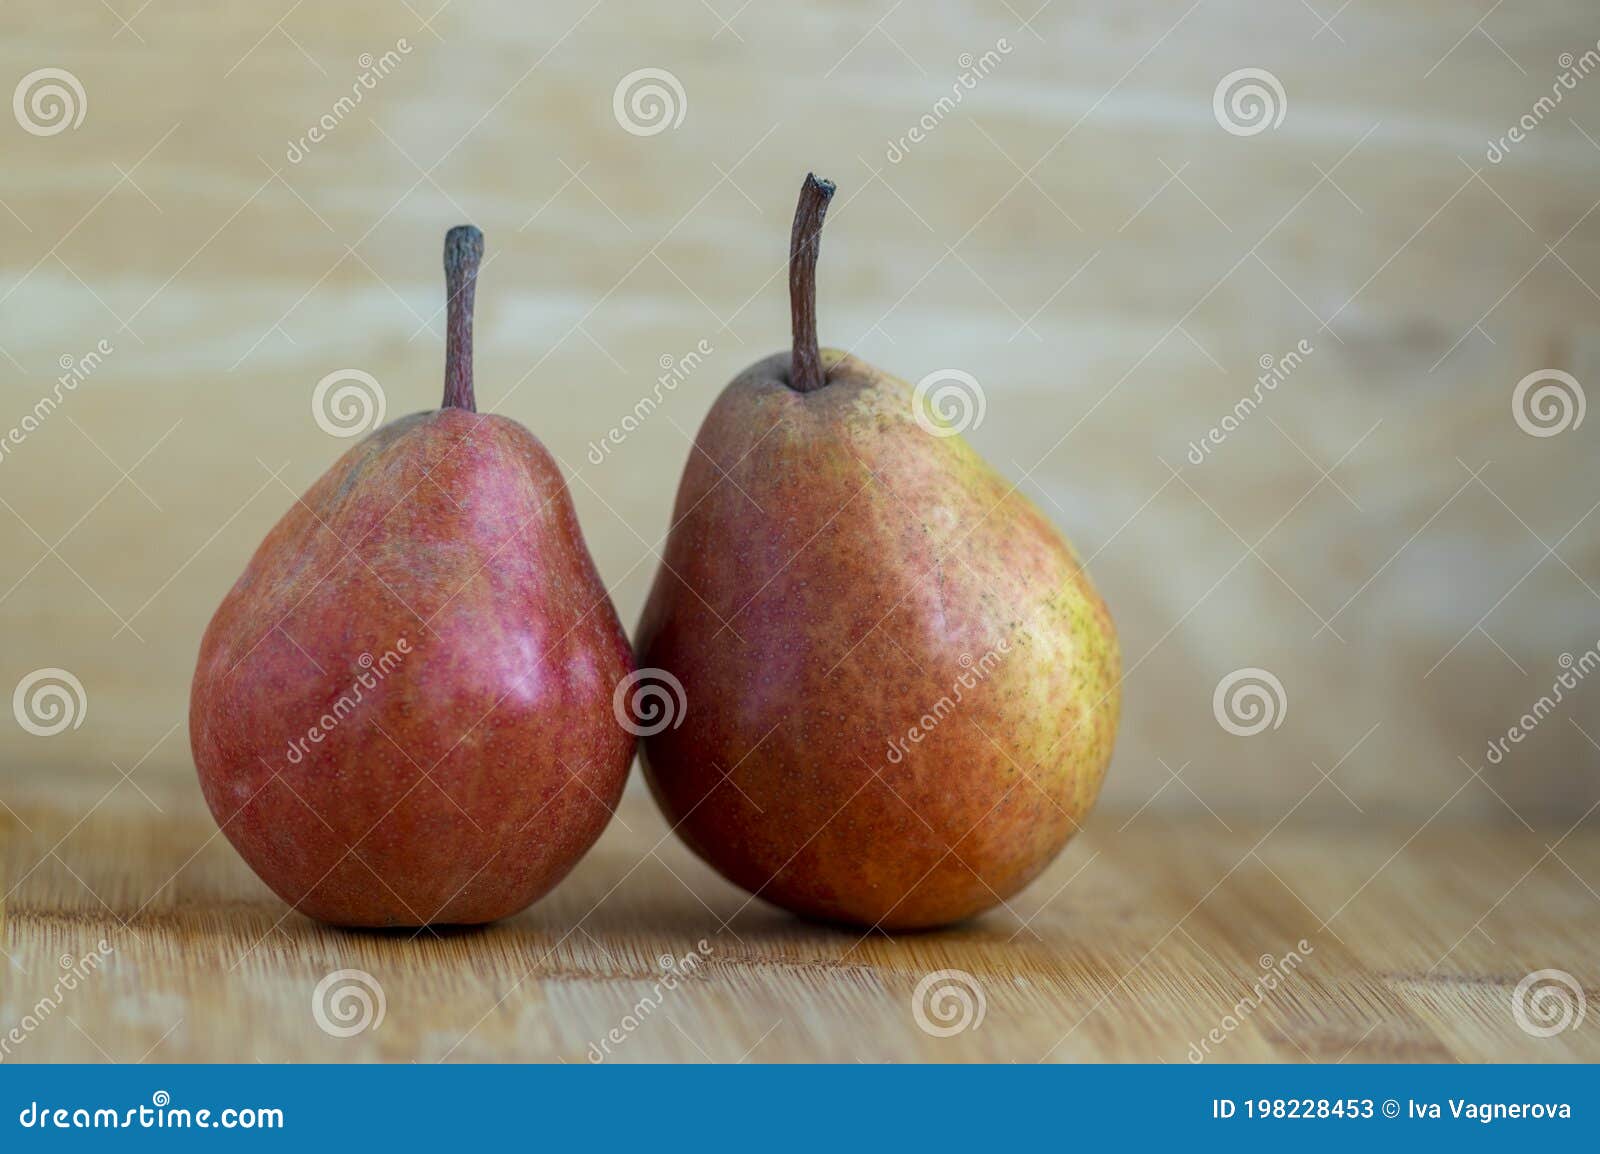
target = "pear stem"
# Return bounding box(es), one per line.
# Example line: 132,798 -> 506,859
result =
788,173 -> 836,394
443,225 -> 484,411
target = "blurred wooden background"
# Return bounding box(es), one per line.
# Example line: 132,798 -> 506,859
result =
1,0 -> 1597,828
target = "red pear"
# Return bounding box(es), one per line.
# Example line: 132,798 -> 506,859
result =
190,227 -> 634,927
635,177 -> 1120,930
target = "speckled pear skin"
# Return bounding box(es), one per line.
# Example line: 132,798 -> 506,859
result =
190,408 -> 635,927
637,349 -> 1120,929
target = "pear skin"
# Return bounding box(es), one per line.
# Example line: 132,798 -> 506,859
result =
636,178 -> 1119,930
190,228 -> 634,927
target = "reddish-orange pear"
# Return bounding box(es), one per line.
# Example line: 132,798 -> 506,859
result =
636,177 -> 1120,929
190,227 -> 634,927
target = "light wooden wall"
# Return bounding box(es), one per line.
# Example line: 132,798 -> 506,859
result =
1,0 -> 1596,820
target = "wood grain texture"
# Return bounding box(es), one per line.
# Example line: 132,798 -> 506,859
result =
2,776 -> 1595,1063
2,0 -> 1598,1068
0,1 -> 1597,824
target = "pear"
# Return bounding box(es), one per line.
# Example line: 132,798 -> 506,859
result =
635,176 -> 1120,930
190,227 -> 635,927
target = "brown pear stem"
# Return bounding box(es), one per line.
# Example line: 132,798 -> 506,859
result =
443,225 -> 484,411
788,173 -> 836,394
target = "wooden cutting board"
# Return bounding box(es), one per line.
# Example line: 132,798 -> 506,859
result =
1,774 -> 1596,1063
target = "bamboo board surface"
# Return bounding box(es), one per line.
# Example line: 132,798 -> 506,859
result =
2,774 -> 1596,1063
